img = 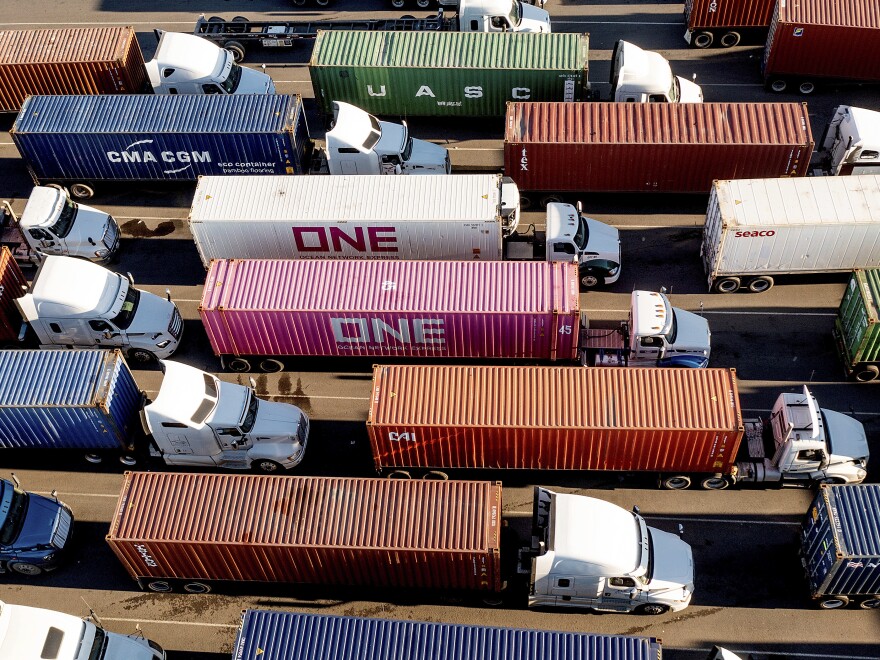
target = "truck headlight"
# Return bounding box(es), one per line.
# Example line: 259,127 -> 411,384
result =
94,248 -> 110,259
156,339 -> 171,349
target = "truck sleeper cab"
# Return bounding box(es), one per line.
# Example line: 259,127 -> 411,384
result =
544,202 -> 620,288
457,0 -> 551,33
611,40 -> 703,103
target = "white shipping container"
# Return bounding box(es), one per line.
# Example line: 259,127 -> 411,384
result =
702,176 -> 880,293
188,175 -> 507,267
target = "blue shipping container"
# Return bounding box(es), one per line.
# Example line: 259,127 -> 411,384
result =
802,484 -> 880,601
11,94 -> 310,184
0,350 -> 141,450
233,611 -> 663,660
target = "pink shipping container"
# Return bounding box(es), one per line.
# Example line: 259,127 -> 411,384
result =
106,472 -> 502,594
504,102 -> 813,197
762,0 -> 880,91
684,0 -> 776,48
367,365 -> 744,476
0,247 -> 26,343
199,259 -> 581,371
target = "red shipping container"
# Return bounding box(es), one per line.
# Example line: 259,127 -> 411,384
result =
199,259 -> 581,367
504,102 -> 813,195
0,26 -> 148,112
684,0 -> 776,48
107,472 -> 502,593
0,247 -> 26,343
367,365 -> 744,474
762,0 -> 880,88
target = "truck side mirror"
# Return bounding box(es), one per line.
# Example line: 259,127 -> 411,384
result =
126,272 -> 135,286
632,505 -> 640,514
249,377 -> 257,389
11,473 -> 21,488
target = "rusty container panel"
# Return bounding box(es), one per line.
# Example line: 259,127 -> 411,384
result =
0,27 -> 148,112
107,473 -> 502,592
504,102 -> 813,194
685,0 -> 775,31
0,247 -> 26,342
368,366 -> 744,474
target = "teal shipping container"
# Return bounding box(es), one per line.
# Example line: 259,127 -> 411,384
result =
308,31 -> 589,117
834,269 -> 880,382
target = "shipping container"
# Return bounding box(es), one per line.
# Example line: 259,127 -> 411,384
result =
367,365 -> 742,475
11,94 -> 310,193
504,102 -> 813,198
801,484 -> 880,609
702,176 -> 880,293
684,0 -> 775,48
762,0 -> 880,93
188,174 -> 506,267
0,247 -> 26,343
199,259 -> 580,371
107,472 -> 502,594
0,349 -> 141,451
309,31 -> 589,117
233,610 -> 664,660
0,27 -> 148,113
834,269 -> 880,382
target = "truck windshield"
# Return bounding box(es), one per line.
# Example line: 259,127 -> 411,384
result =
240,390 -> 259,434
51,197 -> 78,238
221,63 -> 243,94
572,215 -> 589,250
362,114 -> 382,152
0,482 -> 28,545
401,136 -> 414,162
109,283 -> 141,330
645,528 -> 655,583
87,626 -> 108,660
508,1 -> 523,26
666,311 -> 678,344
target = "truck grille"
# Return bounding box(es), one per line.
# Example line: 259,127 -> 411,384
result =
297,413 -> 310,448
52,508 -> 73,549
102,219 -> 119,250
168,308 -> 183,339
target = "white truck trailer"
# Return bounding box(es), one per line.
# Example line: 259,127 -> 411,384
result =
702,175 -> 880,293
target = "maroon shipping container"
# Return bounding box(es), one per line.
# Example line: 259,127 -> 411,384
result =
367,365 -> 744,475
106,472 -> 502,593
762,0 -> 880,91
0,247 -> 26,342
684,0 -> 775,48
0,26 -> 148,112
504,102 -> 813,196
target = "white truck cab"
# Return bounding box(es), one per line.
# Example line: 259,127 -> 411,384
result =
456,0 -> 551,33
142,360 -> 309,473
2,186 -> 119,265
528,487 -> 694,614
145,31 -> 275,95
545,202 -> 621,288
0,600 -> 165,660
628,290 -> 711,366
611,40 -> 703,103
736,386 -> 869,486
325,102 -> 450,175
14,256 -> 182,362
813,105 -> 880,176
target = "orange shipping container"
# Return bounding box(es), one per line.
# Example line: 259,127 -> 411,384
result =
0,247 -> 26,342
107,472 -> 502,594
0,26 -> 148,112
368,365 -> 744,475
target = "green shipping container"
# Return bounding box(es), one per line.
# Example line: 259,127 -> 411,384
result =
308,31 -> 589,118
834,269 -> 880,382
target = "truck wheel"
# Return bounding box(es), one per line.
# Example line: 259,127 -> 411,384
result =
768,78 -> 788,93
229,17 -> 249,34
70,183 -> 95,199
854,365 -> 879,382
692,31 -> 714,48
228,358 -> 252,372
818,596 -> 849,609
259,359 -> 284,373
700,476 -> 729,490
9,562 -> 42,576
747,276 -> 774,293
388,470 -> 412,479
540,194 -> 564,209
315,0 -> 331,5
635,603 -> 669,615
119,454 -> 138,467
714,277 -> 740,293
390,0 -> 406,8
415,0 -> 432,7
519,195 -> 533,210
253,459 -> 284,474
579,270 -> 603,290
292,0 -> 307,5
183,582 -> 212,594
147,580 -> 173,592
84,453 -> 103,464
422,470 -> 449,480
860,596 -> 880,609
798,81 -> 816,95
45,183 -> 70,196
127,348 -> 157,364
661,475 -> 691,490
719,31 -> 741,47
225,41 -> 246,63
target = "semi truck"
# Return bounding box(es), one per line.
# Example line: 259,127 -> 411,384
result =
106,472 -> 695,614
683,0 -> 774,48
0,600 -> 165,659
504,101 -> 813,204
0,350 -> 310,473
367,365 -> 869,488
187,174 -> 621,288
308,32 -> 700,118
811,106 -> 880,177
199,260 -> 711,372
701,176 -> 880,293
194,0 -> 551,62
0,248 -> 27,344
0,27 -> 273,113
11,95 -> 448,200
763,0 -> 880,95
801,484 -> 880,609
833,269 -> 880,383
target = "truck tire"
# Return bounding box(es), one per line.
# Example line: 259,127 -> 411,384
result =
768,78 -> 788,93
228,358 -> 252,372
315,0 -> 331,5
388,470 -> 412,479
119,454 -> 138,467
719,31 -> 741,47
579,270 -> 603,290
390,0 -> 406,8
692,31 -> 713,48
661,475 -> 691,490
292,0 -> 307,5
415,0 -> 432,7
70,183 -> 95,199
747,276 -> 774,293
798,81 -> 816,95
635,603 -> 669,615
84,453 -> 103,464
147,580 -> 173,592
127,348 -> 157,364
9,562 -> 42,576
860,596 -> 880,609
854,365 -> 879,382
700,476 -> 729,490
422,470 -> 449,480
225,41 -> 246,63
818,595 -> 849,609
259,359 -> 285,373
183,582 -> 212,594
540,194 -> 564,209
714,277 -> 740,293
253,459 -> 284,474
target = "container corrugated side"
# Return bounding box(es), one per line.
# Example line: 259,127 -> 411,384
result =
685,0 -> 775,31
309,31 -> 589,117
837,269 -> 880,367
0,27 -> 147,112
763,0 -> 880,83
11,94 -> 308,183
188,175 -> 505,266
234,610 -> 664,660
802,484 -> 880,598
0,246 -> 26,342
199,259 -> 580,360
504,102 -> 813,193
107,473 -> 502,591
702,176 -> 880,280
0,349 -> 141,450
367,365 -> 742,473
